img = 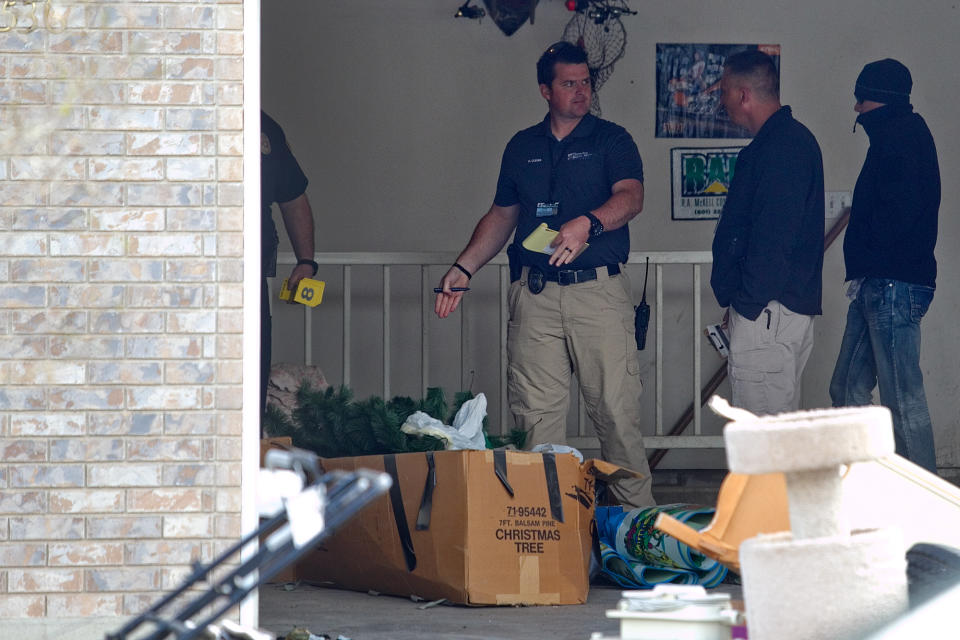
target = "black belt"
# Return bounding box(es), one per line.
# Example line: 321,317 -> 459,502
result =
517,263 -> 621,286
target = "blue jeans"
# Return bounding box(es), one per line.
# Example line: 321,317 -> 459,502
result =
829,278 -> 936,472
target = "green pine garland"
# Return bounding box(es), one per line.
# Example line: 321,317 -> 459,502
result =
263,383 -> 526,458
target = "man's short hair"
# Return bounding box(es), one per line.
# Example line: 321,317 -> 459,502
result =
537,41 -> 589,86
722,50 -> 779,100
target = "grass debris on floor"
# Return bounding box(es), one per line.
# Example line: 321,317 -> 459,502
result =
280,627 -> 351,640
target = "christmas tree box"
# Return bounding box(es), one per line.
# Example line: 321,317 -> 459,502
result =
296,449 -> 638,605
260,436 -> 293,466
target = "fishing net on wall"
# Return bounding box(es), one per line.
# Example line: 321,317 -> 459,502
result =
562,1 -> 634,116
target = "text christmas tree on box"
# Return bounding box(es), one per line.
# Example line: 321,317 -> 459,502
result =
296,449 -> 639,605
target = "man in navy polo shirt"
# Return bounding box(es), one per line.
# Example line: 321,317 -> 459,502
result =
435,42 -> 654,508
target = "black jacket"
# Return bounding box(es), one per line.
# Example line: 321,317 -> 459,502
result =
844,105 -> 940,287
711,106 -> 825,320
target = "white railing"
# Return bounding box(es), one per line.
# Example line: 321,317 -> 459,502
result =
274,250 -> 723,452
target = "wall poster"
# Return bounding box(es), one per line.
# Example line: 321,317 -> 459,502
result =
670,146 -> 742,221
656,43 -> 781,139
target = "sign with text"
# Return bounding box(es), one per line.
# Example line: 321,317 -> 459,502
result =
671,146 -> 742,221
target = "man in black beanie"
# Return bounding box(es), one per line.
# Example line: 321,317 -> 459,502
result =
830,58 -> 941,472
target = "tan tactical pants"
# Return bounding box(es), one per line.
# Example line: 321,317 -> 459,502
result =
507,266 -> 655,508
727,301 -> 815,416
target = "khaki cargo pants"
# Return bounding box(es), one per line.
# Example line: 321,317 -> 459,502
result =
727,301 -> 814,416
507,266 -> 655,508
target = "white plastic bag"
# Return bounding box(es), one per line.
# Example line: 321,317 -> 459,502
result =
530,443 -> 584,463
400,393 -> 488,450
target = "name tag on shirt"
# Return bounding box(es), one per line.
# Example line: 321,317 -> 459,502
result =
536,202 -> 559,217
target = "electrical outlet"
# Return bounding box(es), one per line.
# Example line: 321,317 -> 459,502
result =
826,191 -> 852,219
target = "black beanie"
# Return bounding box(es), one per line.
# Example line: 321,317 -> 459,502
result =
854,58 -> 912,105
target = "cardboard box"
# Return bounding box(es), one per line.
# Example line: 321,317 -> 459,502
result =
260,436 -> 293,466
297,449 -> 635,605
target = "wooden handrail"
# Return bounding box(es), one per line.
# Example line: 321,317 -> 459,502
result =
647,208 -> 851,469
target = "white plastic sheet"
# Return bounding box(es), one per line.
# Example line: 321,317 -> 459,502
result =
400,393 -> 488,450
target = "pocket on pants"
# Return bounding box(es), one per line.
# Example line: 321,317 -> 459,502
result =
909,285 -> 934,322
729,365 -> 766,384
729,346 -> 784,384
507,279 -> 524,323
621,317 -> 640,375
729,307 -> 776,350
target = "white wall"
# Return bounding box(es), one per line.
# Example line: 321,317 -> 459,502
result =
261,1 -> 960,469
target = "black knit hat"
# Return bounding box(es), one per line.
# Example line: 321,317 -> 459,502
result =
854,58 -> 912,105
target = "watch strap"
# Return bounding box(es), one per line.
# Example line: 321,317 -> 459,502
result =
584,212 -> 604,237
297,258 -> 319,276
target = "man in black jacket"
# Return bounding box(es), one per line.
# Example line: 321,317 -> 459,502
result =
711,50 -> 825,415
829,59 -> 940,472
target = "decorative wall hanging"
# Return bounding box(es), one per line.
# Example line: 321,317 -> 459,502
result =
656,43 -> 781,138
562,1 -> 636,116
482,0 -> 539,36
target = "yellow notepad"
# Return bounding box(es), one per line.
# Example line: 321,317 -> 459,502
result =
522,222 -> 588,257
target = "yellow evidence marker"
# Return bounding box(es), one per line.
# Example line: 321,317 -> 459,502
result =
278,277 -> 325,307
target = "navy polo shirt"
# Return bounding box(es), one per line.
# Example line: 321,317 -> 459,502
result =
494,113 -> 644,272
261,111 -> 308,277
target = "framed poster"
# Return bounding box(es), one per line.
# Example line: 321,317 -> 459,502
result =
670,146 -> 742,220
656,43 -> 781,138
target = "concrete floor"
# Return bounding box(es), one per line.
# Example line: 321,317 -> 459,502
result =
255,475 -> 733,640
257,581 -> 743,640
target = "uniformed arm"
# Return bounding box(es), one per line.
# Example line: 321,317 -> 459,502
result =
435,203 -> 520,319
548,178 -> 644,267
278,193 -> 316,297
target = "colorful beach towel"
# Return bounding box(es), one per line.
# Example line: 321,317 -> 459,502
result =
595,504 -> 728,588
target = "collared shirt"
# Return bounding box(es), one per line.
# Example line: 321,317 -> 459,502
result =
494,113 -> 643,272
710,106 -> 825,320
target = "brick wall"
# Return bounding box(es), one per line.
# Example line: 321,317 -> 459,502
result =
0,0 -> 245,624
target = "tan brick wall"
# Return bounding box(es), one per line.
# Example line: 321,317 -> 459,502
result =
0,0 -> 245,621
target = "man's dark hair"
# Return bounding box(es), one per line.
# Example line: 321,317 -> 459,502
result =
722,50 -> 779,100
536,41 -> 588,86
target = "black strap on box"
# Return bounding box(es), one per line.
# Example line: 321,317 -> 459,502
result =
493,449 -> 514,497
383,454 -> 417,571
542,453 -> 564,523
415,452 -> 436,531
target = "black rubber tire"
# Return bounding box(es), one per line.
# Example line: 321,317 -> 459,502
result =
906,543 -> 960,608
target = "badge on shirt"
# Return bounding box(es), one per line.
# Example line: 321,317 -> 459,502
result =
536,202 -> 559,218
